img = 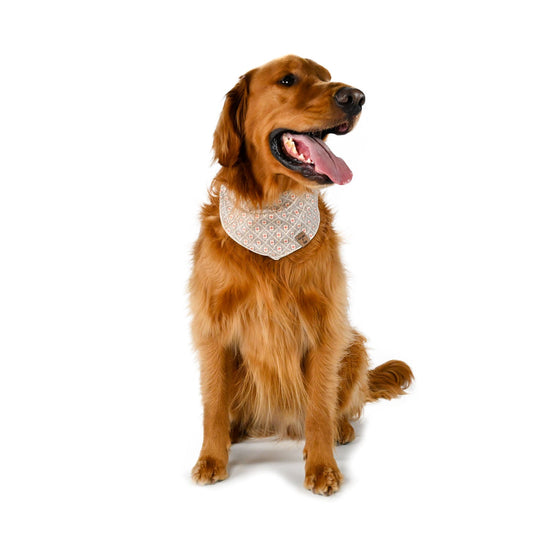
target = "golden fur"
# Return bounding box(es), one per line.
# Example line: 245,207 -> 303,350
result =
190,55 -> 413,495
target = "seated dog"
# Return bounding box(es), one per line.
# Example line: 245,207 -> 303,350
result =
190,55 -> 413,495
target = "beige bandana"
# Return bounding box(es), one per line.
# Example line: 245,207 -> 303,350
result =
219,184 -> 320,260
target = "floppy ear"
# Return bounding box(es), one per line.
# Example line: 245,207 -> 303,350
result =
213,73 -> 250,167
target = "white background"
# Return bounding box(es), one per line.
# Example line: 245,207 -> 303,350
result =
1,0 -> 549,548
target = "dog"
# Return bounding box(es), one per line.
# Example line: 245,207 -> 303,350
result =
190,55 -> 413,495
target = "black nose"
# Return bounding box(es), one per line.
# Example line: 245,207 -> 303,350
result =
334,87 -> 365,116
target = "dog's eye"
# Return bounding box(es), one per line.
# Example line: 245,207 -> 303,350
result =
278,74 -> 297,87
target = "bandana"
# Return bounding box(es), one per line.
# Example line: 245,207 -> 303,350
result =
219,184 -> 320,260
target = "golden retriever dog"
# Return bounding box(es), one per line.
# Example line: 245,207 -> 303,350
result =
190,55 -> 413,495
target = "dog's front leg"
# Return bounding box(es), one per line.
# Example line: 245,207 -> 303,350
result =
191,340 -> 232,485
303,342 -> 343,496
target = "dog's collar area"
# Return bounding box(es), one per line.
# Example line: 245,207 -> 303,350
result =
219,184 -> 320,260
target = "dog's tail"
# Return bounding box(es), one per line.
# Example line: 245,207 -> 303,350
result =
365,360 -> 414,402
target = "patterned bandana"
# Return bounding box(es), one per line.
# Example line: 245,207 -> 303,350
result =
219,184 -> 320,260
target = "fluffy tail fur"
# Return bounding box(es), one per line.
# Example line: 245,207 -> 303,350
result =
365,360 -> 414,402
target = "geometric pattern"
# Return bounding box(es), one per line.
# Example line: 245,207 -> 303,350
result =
219,184 -> 320,260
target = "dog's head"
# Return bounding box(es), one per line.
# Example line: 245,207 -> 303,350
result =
213,55 -> 365,204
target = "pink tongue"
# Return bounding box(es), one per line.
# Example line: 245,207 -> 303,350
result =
290,133 -> 353,185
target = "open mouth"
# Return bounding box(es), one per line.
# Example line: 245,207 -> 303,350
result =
269,121 -> 354,185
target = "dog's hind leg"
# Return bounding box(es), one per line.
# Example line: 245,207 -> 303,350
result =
336,330 -> 370,422
335,330 -> 413,437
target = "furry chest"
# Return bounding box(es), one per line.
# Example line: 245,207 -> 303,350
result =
230,300 -> 309,425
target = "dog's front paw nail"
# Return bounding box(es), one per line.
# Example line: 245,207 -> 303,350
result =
304,463 -> 343,496
192,456 -> 228,485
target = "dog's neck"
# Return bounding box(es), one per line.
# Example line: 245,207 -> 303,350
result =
219,184 -> 320,260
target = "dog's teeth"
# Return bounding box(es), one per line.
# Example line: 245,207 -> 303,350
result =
283,136 -> 298,156
283,134 -> 314,164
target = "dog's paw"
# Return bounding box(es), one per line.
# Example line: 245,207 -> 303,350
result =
191,456 -> 228,485
336,418 -> 355,445
304,463 -> 343,496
